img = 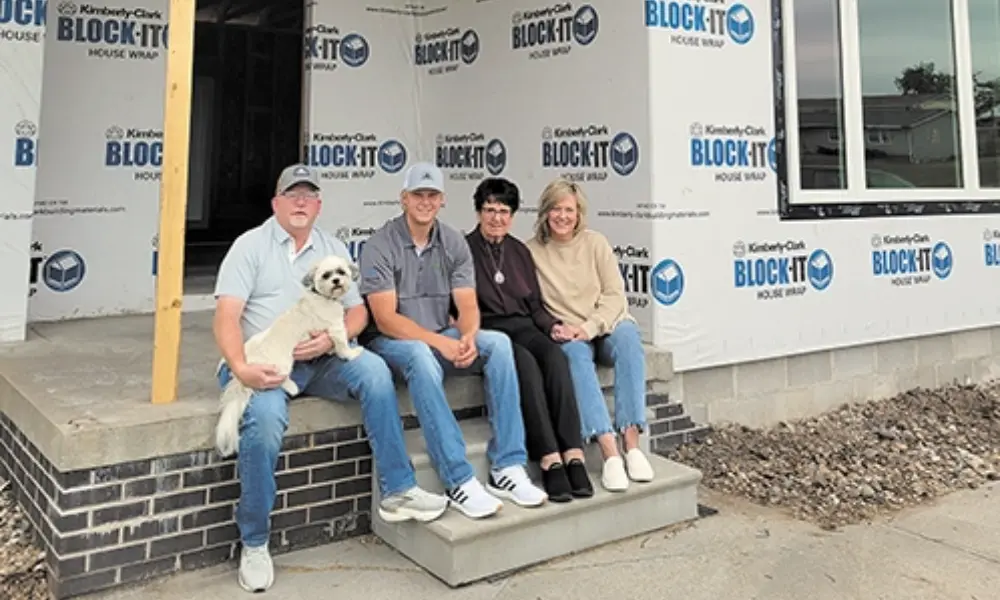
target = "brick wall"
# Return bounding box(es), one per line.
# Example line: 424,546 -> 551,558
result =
646,393 -> 710,453
0,410 -> 410,598
0,392 -> 702,598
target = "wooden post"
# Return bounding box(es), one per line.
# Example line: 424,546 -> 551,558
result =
151,0 -> 196,404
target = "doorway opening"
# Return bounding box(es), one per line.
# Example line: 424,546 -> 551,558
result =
183,0 -> 304,305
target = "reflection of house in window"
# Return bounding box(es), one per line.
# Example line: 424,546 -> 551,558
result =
865,130 -> 890,145
798,94 -> 959,163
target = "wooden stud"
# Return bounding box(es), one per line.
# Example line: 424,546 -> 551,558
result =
151,0 -> 197,404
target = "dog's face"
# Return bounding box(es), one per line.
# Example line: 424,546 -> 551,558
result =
302,255 -> 358,300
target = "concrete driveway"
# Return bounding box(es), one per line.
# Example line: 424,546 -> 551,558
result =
95,485 -> 1000,600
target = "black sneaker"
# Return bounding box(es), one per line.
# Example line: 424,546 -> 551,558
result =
566,459 -> 595,498
541,463 -> 573,503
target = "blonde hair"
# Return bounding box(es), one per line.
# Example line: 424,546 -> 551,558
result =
533,178 -> 589,244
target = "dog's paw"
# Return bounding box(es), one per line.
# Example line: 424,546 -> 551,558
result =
281,379 -> 300,396
341,346 -> 364,361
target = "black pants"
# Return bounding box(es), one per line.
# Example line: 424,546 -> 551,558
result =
485,316 -> 584,461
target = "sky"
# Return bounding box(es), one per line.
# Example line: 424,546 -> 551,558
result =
794,0 -> 1000,99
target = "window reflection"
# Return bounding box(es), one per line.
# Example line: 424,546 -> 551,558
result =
794,0 -> 847,189
969,0 -> 1000,188
857,0 -> 962,189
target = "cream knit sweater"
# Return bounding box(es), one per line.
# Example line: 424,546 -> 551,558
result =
526,229 -> 634,340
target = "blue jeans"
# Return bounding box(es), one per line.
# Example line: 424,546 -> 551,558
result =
367,328 -> 527,489
217,349 -> 416,548
560,320 -> 647,441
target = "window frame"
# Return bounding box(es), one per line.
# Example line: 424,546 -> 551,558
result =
773,0 -> 1000,220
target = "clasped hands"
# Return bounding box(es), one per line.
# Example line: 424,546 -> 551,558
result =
550,323 -> 587,342
436,334 -> 479,369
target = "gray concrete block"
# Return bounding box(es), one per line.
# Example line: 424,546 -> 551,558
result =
786,352 -> 832,388
916,335 -> 953,367
875,340 -> 917,375
951,329 -> 993,360
678,366 -> 734,405
371,419 -> 701,587
831,345 -> 875,379
935,359 -> 975,387
734,359 -> 787,396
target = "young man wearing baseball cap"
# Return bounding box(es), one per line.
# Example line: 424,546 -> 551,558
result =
358,162 -> 548,519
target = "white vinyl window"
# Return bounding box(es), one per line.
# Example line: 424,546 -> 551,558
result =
782,0 -> 1000,204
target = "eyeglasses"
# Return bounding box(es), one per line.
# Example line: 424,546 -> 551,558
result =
283,190 -> 320,201
482,206 -> 512,218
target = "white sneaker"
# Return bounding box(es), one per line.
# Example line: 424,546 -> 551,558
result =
238,543 -> 274,592
446,477 -> 503,519
378,486 -> 449,523
625,448 -> 654,482
487,465 -> 548,507
602,456 -> 629,492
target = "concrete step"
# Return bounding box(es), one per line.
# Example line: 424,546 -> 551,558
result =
372,418 -> 702,586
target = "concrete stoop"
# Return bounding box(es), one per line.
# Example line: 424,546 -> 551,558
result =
372,419 -> 703,586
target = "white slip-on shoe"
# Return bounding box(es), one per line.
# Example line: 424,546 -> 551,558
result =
625,448 -> 655,482
601,456 -> 630,492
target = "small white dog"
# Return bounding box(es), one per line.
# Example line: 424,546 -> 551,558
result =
214,254 -> 364,457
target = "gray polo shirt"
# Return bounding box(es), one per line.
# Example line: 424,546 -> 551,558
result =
215,216 -> 362,340
359,214 -> 475,333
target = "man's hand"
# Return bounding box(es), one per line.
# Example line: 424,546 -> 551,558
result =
454,333 -> 478,369
233,363 -> 286,390
293,330 -> 334,361
433,335 -> 465,365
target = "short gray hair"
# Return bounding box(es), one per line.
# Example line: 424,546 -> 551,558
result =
533,178 -> 589,244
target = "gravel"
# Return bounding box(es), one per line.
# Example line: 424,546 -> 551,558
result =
667,381 -> 1000,530
0,480 -> 49,600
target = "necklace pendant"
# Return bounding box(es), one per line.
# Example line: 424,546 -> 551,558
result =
494,271 -> 506,285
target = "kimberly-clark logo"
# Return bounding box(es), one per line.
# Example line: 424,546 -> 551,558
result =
871,233 -> 952,286
105,125 -> 163,182
55,2 -> 168,60
305,132 -> 407,178
689,122 -> 774,184
645,0 -> 754,49
0,0 -> 45,44
732,239 -> 833,300
414,26 -> 479,75
435,133 -> 507,181
541,125 -> 638,182
511,3 -> 599,60
305,24 -> 370,71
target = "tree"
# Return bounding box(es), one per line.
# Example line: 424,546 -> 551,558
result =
894,61 -> 1000,116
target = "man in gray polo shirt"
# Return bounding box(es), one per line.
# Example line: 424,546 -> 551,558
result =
359,162 -> 548,519
213,164 -> 448,593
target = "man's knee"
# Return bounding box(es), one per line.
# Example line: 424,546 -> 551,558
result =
476,330 -> 513,360
393,341 -> 444,383
350,349 -> 397,394
242,390 -> 288,451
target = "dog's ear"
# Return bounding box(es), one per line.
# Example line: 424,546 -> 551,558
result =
301,264 -> 318,292
349,262 -> 360,281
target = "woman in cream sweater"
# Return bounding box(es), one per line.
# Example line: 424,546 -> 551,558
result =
526,179 -> 654,492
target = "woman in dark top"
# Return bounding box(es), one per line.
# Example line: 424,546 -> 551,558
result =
465,177 -> 594,502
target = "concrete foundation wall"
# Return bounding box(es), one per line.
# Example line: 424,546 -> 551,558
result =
671,326 -> 1000,429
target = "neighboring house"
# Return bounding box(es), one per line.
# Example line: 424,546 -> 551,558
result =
798,94 -> 959,164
